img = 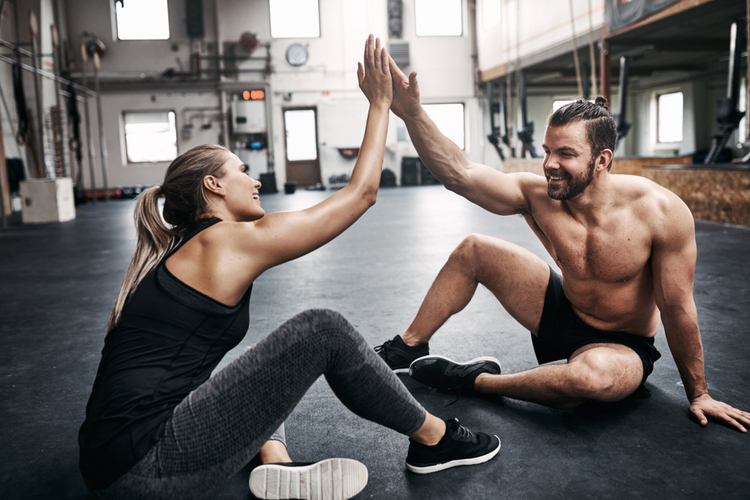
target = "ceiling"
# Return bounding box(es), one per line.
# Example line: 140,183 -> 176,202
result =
517,0 -> 746,94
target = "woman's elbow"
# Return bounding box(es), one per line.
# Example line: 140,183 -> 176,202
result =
362,189 -> 378,208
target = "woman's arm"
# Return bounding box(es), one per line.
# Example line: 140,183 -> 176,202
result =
233,35 -> 393,271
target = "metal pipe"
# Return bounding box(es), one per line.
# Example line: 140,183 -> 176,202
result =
263,83 -> 275,174
50,24 -> 67,177
93,53 -> 109,201
0,39 -> 97,96
29,11 -> 47,178
81,46 -> 96,203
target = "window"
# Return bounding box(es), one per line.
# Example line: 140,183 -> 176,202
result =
270,0 -> 320,38
284,109 -> 318,161
115,0 -> 170,40
123,111 -> 177,163
415,0 -> 462,36
482,0 -> 501,30
656,92 -> 683,143
553,100 -> 576,111
423,103 -> 465,149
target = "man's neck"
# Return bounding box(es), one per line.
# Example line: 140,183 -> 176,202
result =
561,171 -> 614,226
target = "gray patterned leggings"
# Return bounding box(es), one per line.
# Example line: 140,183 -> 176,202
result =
91,309 -> 426,500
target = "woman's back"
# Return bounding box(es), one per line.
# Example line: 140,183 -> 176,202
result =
78,218 -> 253,489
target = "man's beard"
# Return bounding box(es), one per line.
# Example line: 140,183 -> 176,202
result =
546,158 -> 596,200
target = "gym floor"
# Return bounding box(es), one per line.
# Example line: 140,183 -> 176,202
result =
1,185 -> 748,500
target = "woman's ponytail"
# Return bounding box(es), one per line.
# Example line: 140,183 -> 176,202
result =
106,186 -> 179,331
106,144 -> 231,333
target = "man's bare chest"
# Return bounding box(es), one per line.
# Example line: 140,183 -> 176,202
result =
539,218 -> 652,283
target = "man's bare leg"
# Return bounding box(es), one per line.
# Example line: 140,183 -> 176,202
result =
474,344 -> 644,409
402,234 -> 551,347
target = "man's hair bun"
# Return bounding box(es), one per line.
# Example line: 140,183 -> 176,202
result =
594,96 -> 609,111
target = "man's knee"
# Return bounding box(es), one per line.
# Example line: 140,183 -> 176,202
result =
450,234 -> 497,267
565,349 -> 641,402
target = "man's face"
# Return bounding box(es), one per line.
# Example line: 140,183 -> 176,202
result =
542,122 -> 596,201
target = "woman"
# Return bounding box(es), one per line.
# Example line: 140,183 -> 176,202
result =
78,36 -> 500,500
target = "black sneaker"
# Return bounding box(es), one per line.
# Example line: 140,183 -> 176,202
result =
406,418 -> 501,474
374,335 -> 429,373
249,458 -> 368,500
409,355 -> 501,396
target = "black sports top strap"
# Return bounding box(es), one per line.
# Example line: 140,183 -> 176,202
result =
167,217 -> 222,258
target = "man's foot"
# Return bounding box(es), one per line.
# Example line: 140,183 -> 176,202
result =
406,418 -> 501,474
249,458 -> 368,500
409,355 -> 501,396
374,335 -> 429,373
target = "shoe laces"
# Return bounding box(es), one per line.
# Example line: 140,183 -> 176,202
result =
374,340 -> 392,355
447,418 -> 476,442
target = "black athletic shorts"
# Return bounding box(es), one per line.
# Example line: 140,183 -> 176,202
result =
532,268 -> 662,384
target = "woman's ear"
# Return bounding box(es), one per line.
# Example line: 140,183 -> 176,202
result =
203,175 -> 225,196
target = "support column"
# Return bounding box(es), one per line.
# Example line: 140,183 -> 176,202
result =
599,39 -> 612,105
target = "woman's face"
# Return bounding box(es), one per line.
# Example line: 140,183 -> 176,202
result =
219,153 -> 265,221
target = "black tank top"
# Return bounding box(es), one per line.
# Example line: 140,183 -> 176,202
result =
78,218 -> 253,489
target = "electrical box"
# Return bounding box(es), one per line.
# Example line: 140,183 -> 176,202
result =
232,92 -> 266,134
20,178 -> 75,224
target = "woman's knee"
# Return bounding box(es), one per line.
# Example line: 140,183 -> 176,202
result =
292,308 -> 362,344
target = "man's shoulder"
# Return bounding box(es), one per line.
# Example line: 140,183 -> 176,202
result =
611,174 -> 693,237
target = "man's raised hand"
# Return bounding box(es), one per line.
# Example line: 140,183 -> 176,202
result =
387,54 -> 422,120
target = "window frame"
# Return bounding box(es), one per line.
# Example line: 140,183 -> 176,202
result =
415,0 -> 464,37
114,0 -> 171,41
269,0 -> 321,39
422,102 -> 466,150
122,110 -> 178,165
654,90 -> 684,146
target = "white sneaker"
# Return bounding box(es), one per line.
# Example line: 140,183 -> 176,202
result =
249,458 -> 368,500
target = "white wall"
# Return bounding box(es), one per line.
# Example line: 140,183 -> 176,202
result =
54,0 -> 481,190
476,0 -> 605,74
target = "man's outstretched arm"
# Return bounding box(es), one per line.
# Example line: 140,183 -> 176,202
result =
652,195 -> 750,432
387,55 -> 535,216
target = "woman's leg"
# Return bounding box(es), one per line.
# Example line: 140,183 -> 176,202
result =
99,309 -> 426,500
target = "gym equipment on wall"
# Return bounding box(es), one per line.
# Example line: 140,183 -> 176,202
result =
614,55 -> 631,148
704,21 -> 745,164
516,70 -> 539,158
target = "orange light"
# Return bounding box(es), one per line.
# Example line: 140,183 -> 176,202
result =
250,90 -> 265,100
242,90 -> 250,100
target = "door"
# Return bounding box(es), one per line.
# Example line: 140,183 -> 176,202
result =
283,107 -> 321,188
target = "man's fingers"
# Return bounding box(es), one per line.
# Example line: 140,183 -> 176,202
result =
388,54 -> 408,82
408,71 -> 419,96
691,406 -> 708,426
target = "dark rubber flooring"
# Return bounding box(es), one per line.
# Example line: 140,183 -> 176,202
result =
1,186 -> 748,499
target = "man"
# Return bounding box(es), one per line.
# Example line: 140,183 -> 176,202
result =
375,59 -> 750,432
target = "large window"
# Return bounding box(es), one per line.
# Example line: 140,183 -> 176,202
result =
415,0 -> 462,36
284,109 -> 318,161
269,0 -> 320,38
123,111 -> 177,163
115,0 -> 170,40
423,103 -> 465,149
656,92 -> 683,143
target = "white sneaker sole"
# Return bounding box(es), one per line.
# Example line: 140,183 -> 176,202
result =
408,355 -> 502,378
405,436 -> 501,474
249,458 -> 368,500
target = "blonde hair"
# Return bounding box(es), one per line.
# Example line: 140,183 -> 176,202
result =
106,144 -> 230,331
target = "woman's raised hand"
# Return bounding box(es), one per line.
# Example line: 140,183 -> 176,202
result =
357,35 -> 392,106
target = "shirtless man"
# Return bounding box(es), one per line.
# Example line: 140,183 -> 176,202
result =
374,60 -> 750,432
